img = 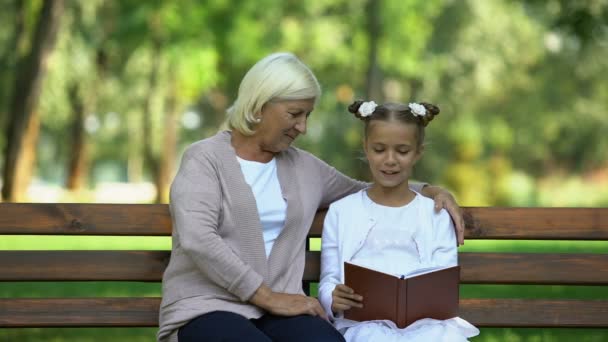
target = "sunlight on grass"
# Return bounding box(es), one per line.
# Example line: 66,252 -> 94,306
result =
309,238 -> 608,253
457,240 -> 608,253
0,328 -> 158,342
25,181 -> 158,204
0,236 -> 171,250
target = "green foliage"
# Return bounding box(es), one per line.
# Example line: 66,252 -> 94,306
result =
1,1 -> 607,339
1,0 -> 606,201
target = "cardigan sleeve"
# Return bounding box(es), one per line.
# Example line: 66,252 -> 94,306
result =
169,148 -> 263,301
318,203 -> 343,321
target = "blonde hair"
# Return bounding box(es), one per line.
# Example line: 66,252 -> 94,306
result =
225,52 -> 321,135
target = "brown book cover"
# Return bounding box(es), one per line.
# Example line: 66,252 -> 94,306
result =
343,262 -> 460,328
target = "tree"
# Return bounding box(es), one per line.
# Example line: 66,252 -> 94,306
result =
1,0 -> 65,201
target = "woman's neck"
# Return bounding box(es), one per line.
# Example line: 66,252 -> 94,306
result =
367,184 -> 416,207
231,131 -> 275,163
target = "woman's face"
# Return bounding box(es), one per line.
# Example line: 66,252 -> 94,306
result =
254,98 -> 315,153
364,119 -> 422,192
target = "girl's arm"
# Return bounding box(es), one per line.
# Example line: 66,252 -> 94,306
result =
318,204 -> 364,320
429,209 -> 459,267
420,185 -> 465,246
318,205 -> 344,319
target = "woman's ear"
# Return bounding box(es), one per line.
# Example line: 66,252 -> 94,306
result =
253,108 -> 263,123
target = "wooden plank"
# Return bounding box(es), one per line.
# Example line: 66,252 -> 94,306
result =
309,207 -> 608,240
0,251 -> 170,281
2,251 -> 607,285
459,252 -> 608,285
0,298 -> 161,327
1,298 -> 606,328
0,203 -> 171,235
304,252 -> 608,285
463,207 -> 608,240
460,298 -> 608,328
1,204 -> 607,240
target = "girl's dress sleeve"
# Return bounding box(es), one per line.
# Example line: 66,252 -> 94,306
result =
318,203 -> 342,321
429,209 -> 458,267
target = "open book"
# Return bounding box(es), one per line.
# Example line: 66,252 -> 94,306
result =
343,262 -> 460,328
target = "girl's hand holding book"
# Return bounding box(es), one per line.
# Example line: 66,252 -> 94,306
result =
331,284 -> 364,314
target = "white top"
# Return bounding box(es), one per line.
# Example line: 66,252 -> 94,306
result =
319,189 -> 458,321
318,189 -> 478,341
237,156 -> 286,257
349,193 -> 425,276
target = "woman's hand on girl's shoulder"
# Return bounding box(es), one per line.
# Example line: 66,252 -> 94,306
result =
424,186 -> 465,246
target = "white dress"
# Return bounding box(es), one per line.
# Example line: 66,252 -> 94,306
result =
319,190 -> 479,342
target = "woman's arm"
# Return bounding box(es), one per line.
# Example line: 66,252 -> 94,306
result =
249,283 -> 327,319
170,150 -> 263,301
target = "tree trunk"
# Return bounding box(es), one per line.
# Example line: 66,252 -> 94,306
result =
65,84 -> 89,190
365,0 -> 383,101
156,74 -> 178,204
12,111 -> 40,202
1,0 -> 65,201
142,38 -> 162,203
0,0 -> 27,167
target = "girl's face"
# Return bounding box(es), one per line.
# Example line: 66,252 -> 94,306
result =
364,119 -> 422,192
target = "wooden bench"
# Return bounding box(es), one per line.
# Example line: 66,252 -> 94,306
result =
0,204 -> 607,330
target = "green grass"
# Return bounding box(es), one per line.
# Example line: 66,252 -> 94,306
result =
1,237 -> 607,341
0,328 -> 158,342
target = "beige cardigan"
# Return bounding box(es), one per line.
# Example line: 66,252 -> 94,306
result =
157,131 -> 422,341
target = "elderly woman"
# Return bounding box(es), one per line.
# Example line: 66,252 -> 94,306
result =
157,52 -> 464,342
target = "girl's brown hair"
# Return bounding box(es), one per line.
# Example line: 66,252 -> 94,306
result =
348,100 -> 440,147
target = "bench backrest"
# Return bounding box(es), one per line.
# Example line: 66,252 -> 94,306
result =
0,204 -> 607,328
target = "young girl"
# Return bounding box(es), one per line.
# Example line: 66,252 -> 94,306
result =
318,100 -> 479,341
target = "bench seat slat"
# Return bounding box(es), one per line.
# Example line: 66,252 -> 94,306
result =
1,205 -> 607,240
1,251 -> 607,285
460,298 -> 608,328
462,207 -> 608,240
0,251 -> 170,281
1,298 -> 606,328
0,298 -> 161,327
309,208 -> 608,240
0,203 -> 171,236
459,252 -> 608,285
304,252 -> 608,285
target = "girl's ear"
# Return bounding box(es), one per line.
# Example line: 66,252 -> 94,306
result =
414,145 -> 425,163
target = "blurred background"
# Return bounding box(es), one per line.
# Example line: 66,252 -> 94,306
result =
0,0 -> 606,341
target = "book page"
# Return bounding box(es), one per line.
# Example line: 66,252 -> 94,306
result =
345,261 -> 398,278
347,261 -> 457,280
401,265 -> 455,279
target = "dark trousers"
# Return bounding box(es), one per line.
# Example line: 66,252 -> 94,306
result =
178,311 -> 345,342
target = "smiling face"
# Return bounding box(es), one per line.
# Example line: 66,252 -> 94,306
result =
364,119 -> 423,194
253,98 -> 315,154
